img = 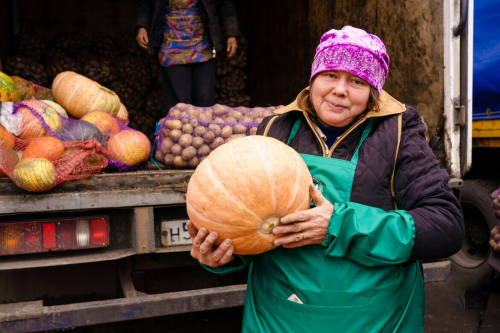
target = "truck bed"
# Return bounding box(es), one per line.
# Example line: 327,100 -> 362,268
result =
0,170 -> 193,215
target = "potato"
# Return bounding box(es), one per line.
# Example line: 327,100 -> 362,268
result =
169,129 -> 182,141
155,150 -> 164,161
194,126 -> 206,137
181,146 -> 197,161
161,138 -> 173,155
187,108 -> 198,118
252,108 -> 265,118
167,119 -> 182,130
169,109 -> 181,118
171,144 -> 182,156
203,130 -> 215,143
181,118 -> 189,124
161,126 -> 170,138
176,103 -> 189,112
192,136 -> 204,148
174,156 -> 188,168
182,123 -> 193,134
233,124 -> 247,134
213,104 -> 226,115
180,111 -> 189,118
228,110 -> 242,121
255,117 -> 264,123
225,116 -> 237,123
198,144 -> 211,156
187,156 -> 199,168
210,137 -> 225,150
263,110 -> 273,117
226,134 -> 245,143
164,154 -> 174,165
189,119 -> 199,127
208,124 -> 221,135
199,112 -> 212,122
241,117 -> 253,123
249,127 -> 258,135
213,117 -> 224,123
179,134 -> 193,147
221,125 -> 233,138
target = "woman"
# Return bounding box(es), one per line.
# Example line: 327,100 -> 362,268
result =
187,26 -> 464,332
135,0 -> 240,113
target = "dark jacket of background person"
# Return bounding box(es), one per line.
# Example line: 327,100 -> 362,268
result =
135,0 -> 240,55
257,88 -> 464,263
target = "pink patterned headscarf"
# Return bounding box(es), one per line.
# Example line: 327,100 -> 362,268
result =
310,26 -> 389,94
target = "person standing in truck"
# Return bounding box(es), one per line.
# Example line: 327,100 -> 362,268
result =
187,26 -> 464,332
135,0 -> 240,113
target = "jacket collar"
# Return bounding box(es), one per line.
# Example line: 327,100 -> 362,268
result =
275,87 -> 406,119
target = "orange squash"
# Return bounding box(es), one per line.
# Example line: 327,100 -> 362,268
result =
107,130 -> 151,166
81,111 -> 120,135
17,100 -> 62,139
52,71 -> 120,118
0,125 -> 15,149
22,137 -> 64,162
186,136 -> 312,255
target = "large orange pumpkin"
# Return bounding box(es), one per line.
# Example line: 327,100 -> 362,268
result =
52,71 -> 121,118
22,137 -> 64,162
81,111 -> 120,135
107,130 -> 151,166
186,136 -> 312,255
17,100 -> 62,139
0,125 -> 15,149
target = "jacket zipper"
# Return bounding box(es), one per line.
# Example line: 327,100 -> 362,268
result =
328,117 -> 367,158
302,112 -> 327,157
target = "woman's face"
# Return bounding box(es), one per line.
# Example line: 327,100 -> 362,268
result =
310,70 -> 371,127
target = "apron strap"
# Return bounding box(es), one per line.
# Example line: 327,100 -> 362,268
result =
350,118 -> 374,165
287,116 -> 303,145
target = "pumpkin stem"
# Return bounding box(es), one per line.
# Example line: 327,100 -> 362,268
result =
260,215 -> 281,234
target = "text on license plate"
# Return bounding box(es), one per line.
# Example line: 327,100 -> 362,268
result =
161,220 -> 192,246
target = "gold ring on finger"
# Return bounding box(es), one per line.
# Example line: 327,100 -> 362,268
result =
301,233 -> 305,241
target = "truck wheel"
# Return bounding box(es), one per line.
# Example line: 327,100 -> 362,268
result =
451,179 -> 499,269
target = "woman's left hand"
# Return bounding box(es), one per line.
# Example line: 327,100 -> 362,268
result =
227,37 -> 238,58
272,184 -> 334,248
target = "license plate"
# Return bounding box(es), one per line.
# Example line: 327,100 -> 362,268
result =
161,220 -> 192,246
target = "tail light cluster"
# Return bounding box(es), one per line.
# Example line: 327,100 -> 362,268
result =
0,216 -> 110,256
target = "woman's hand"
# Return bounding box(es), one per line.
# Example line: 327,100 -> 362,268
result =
272,184 -> 334,248
136,28 -> 149,50
227,37 -> 238,58
187,221 -> 235,267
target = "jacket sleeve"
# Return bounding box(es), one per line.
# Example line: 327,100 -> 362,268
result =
135,0 -> 153,33
393,106 -> 464,260
201,255 -> 256,275
321,202 -> 415,267
216,0 -> 240,38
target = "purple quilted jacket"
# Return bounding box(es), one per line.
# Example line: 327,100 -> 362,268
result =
257,89 -> 464,261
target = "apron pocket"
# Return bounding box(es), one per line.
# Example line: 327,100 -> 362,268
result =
257,288 -> 371,333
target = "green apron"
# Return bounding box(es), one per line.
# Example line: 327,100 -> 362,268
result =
239,116 -> 425,333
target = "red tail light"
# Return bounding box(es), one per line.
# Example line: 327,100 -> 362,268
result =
0,216 -> 109,256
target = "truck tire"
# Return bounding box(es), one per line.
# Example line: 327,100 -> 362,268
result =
451,179 -> 499,269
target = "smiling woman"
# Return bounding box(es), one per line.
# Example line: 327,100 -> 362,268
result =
188,26 -> 464,333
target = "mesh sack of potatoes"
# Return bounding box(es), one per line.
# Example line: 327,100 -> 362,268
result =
154,103 -> 283,169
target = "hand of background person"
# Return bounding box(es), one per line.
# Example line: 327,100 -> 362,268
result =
272,184 -> 334,248
136,27 -> 149,50
187,221 -> 235,267
227,37 -> 238,58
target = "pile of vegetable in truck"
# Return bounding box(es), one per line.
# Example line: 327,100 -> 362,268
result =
1,0 -> 500,331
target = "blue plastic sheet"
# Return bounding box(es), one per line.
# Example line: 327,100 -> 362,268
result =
473,0 -> 500,119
